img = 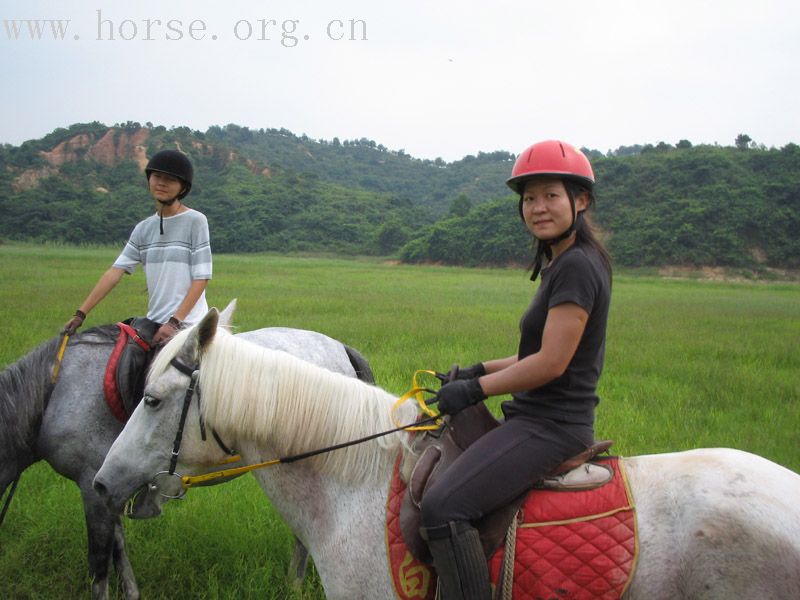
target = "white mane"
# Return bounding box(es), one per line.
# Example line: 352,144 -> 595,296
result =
149,326 -> 416,482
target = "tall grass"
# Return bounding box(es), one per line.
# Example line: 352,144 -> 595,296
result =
1,242 -> 798,599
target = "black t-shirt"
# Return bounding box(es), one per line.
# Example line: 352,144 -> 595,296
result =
501,243 -> 611,425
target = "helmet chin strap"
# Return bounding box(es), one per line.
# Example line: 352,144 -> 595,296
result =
157,197 -> 182,235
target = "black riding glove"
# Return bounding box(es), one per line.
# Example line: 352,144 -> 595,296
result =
437,362 -> 486,385
436,378 -> 487,416
455,362 -> 486,380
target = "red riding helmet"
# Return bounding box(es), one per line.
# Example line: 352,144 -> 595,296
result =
506,140 -> 594,194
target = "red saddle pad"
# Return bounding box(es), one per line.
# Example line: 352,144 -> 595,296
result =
385,455 -> 638,600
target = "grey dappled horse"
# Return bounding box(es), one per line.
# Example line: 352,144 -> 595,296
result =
96,305 -> 800,600
1,314 -> 371,599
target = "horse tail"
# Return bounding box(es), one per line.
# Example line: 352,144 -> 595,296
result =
344,344 -> 375,384
0,336 -> 64,459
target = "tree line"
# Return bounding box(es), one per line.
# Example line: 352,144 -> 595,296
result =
1,123 -> 797,271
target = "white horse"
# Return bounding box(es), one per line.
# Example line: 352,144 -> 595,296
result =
94,306 -> 800,599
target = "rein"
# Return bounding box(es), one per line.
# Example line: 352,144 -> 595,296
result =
181,413 -> 440,488
156,357 -> 442,495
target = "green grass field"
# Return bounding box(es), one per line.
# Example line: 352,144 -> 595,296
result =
1,242 -> 798,599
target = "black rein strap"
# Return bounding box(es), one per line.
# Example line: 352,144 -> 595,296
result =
277,414 -> 439,466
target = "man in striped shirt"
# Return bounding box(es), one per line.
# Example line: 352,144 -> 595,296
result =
63,150 -> 212,345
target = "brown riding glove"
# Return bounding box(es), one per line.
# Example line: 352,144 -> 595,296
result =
62,310 -> 86,335
152,317 -> 182,345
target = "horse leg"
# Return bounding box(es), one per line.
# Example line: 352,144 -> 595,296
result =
80,486 -> 119,600
0,459 -> 31,526
112,518 -> 140,600
288,536 -> 309,588
0,470 -> 20,526
84,505 -> 113,600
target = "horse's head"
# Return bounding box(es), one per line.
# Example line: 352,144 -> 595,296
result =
93,302 -> 237,516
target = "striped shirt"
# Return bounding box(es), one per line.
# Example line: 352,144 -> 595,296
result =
113,209 -> 212,324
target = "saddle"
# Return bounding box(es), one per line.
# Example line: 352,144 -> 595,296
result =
399,403 -> 613,564
103,317 -> 160,422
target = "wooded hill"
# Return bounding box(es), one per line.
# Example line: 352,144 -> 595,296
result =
1,122 -> 798,271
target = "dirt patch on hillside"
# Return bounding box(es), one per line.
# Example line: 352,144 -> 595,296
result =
12,166 -> 59,191
87,128 -> 150,168
658,265 -> 800,283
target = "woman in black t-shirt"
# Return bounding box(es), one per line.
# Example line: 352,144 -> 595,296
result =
420,140 -> 612,600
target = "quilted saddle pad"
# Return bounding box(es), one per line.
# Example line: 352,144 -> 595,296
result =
385,454 -> 638,600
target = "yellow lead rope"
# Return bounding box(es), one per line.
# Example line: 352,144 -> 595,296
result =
51,334 -> 70,384
182,457 -> 283,487
390,370 -> 442,431
181,370 -> 443,489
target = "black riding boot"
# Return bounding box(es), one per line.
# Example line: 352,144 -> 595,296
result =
421,521 -> 491,600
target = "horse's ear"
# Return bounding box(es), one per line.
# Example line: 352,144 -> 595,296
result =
196,308 -> 219,351
178,308 -> 219,362
218,299 -> 237,331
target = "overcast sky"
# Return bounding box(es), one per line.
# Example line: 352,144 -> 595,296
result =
2,0 -> 798,161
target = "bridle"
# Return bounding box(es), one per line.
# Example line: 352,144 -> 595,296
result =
144,357 -> 445,499
165,358 -> 200,476
146,356 -> 237,500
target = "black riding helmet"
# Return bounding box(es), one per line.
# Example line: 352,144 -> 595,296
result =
145,150 -> 193,201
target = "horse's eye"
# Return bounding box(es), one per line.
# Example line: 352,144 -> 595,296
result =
144,395 -> 162,408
